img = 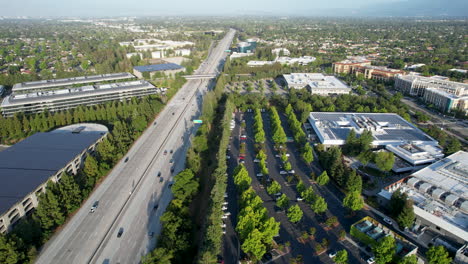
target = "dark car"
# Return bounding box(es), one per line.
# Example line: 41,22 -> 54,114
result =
170,149 -> 173,154
163,150 -> 168,155
153,204 -> 159,210
124,157 -> 129,162
157,172 -> 161,177
159,177 -> 164,183
172,112 -> 175,115
171,167 -> 175,173
117,227 -> 124,238
169,159 -> 174,164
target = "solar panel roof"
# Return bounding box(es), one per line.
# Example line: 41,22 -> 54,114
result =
0,129 -> 106,215
134,63 -> 183,72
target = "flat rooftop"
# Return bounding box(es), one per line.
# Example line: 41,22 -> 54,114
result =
12,72 -> 135,92
1,80 -> 156,107
283,73 -> 349,90
309,112 -> 437,145
0,124 -> 108,215
133,63 -> 184,72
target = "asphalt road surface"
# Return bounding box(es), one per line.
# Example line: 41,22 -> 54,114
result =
35,29 -> 236,264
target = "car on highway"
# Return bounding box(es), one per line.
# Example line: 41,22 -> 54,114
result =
170,149 -> 173,154
153,121 -> 157,126
148,232 -> 154,237
172,112 -> 175,115
169,182 -> 174,188
153,204 -> 159,210
157,171 -> 161,177
164,150 -> 168,155
383,217 -> 393,225
171,167 -> 175,173
124,157 -> 129,162
170,159 -> 174,164
90,201 -> 99,213
117,227 -> 124,238
159,177 -> 164,183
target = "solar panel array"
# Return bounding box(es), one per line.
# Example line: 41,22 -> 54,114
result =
134,63 -> 184,72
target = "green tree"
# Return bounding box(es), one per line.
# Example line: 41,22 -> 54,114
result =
267,181 -> 281,195
346,170 -> 362,193
372,235 -> 396,264
33,183 -> 65,234
334,249 -> 348,264
426,245 -> 452,264
343,191 -> 364,212
311,196 -> 328,214
283,161 -> 292,172
172,169 -> 199,202
374,151 -> 395,172
302,143 -> 314,163
276,194 -> 289,209
301,187 -> 315,203
396,200 -> 415,229
296,180 -> 306,194
56,173 -> 82,214
233,165 -> 251,191
445,139 -> 461,155
242,229 -> 266,260
398,255 -> 418,264
0,236 -> 19,264
260,217 -> 280,244
317,171 -> 330,186
142,247 -> 173,264
287,204 -> 303,223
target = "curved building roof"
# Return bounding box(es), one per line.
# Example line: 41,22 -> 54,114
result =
0,123 -> 108,215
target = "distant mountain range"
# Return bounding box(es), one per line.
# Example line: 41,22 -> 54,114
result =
358,0 -> 468,17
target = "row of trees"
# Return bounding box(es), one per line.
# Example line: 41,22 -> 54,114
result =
142,169 -> 199,264
268,107 -> 287,145
284,104 -> 314,164
0,94 -> 165,264
233,165 -> 280,261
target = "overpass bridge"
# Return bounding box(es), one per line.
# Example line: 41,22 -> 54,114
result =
183,74 -> 217,80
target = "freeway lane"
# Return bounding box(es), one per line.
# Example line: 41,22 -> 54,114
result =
35,29 -> 236,264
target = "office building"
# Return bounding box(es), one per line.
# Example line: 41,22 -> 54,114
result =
395,75 -> 468,114
133,63 -> 185,78
378,151 -> 468,246
1,80 -> 160,116
0,123 -> 108,233
308,112 -> 439,147
12,72 -> 135,94
282,73 -> 351,95
333,57 -> 404,81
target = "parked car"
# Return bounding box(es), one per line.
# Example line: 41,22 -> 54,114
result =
296,197 -> 304,202
328,251 -> 337,258
367,257 -> 376,264
256,173 -> 263,177
254,159 -> 260,163
288,170 -> 295,174
279,170 -> 288,175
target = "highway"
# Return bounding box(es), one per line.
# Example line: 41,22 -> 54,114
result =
35,28 -> 236,264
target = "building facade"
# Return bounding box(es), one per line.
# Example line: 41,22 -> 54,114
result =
1,80 -> 160,116
0,124 -> 108,233
282,73 -> 351,95
333,57 -> 404,81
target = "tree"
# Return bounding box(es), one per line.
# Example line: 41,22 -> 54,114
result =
346,170 -> 362,193
426,245 -> 452,264
276,194 -> 289,209
301,187 -> 315,203
233,165 -> 251,191
242,229 -> 266,260
33,183 -> 65,233
287,204 -> 303,223
311,196 -> 328,214
296,180 -> 306,194
260,217 -> 280,244
389,189 -> 407,217
445,139 -> 461,155
142,247 -> 173,264
399,255 -> 418,264
82,155 -> 100,188
283,161 -> 292,172
316,171 -> 330,186
56,173 -> 82,214
396,200 -> 415,229
374,151 -> 395,172
302,143 -> 314,163
0,236 -> 19,264
334,249 -> 348,264
172,169 -> 199,202
267,181 -> 281,195
372,235 -> 396,264
343,191 -> 364,212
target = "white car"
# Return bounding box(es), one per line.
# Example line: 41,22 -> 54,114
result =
288,170 -> 295,174
90,201 -> 99,213
222,201 -> 228,205
220,223 -> 226,228
222,215 -> 228,219
296,197 -> 304,202
383,217 -> 393,225
224,192 -> 228,198
367,257 -> 376,264
224,211 -> 231,216
254,159 -> 260,163
222,206 -> 228,211
328,251 -> 337,258
279,170 -> 288,175
256,173 -> 263,177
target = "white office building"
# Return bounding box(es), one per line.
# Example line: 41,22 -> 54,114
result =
283,73 -> 351,95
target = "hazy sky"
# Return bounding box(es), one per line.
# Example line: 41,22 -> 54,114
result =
1,0 -> 404,17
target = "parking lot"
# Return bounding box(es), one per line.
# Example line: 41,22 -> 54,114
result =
222,110 -> 375,264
